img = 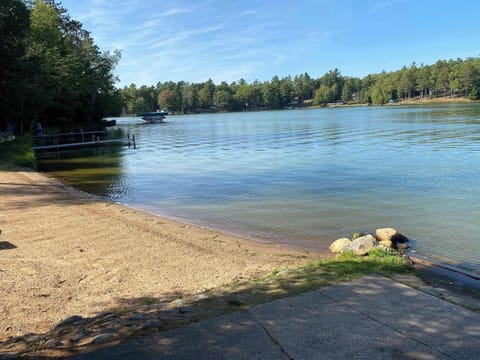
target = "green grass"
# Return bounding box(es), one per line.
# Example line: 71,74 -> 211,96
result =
151,249 -> 414,326
0,134 -> 35,169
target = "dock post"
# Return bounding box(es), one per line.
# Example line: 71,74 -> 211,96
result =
133,134 -> 136,149
127,132 -> 131,147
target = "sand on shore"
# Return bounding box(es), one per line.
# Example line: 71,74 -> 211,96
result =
0,170 -> 322,337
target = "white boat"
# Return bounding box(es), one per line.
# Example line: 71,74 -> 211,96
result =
138,110 -> 168,123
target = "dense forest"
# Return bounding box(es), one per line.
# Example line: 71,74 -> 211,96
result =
121,58 -> 480,115
2,1 -> 480,134
0,0 -> 122,134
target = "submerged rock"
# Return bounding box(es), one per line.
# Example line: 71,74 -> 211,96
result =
329,238 -> 351,253
342,234 -> 378,256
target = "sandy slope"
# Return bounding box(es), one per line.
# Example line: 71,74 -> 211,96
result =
0,170 -> 319,337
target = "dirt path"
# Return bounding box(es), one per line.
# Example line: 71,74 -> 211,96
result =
0,170 -> 320,338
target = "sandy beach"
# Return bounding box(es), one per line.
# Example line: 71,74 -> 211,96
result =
0,170 -> 321,338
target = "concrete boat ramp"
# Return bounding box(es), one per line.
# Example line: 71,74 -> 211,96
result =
75,275 -> 480,360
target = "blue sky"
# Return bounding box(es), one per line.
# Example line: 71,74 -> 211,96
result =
61,0 -> 480,87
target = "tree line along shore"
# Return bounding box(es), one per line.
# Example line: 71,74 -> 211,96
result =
2,0 -> 480,136
122,58 -> 480,116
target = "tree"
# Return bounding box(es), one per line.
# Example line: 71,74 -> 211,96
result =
279,76 -> 293,107
185,85 -> 200,111
416,65 -> 431,99
0,0 -> 30,131
22,0 -> 121,129
199,79 -> 215,108
313,84 -> 335,105
262,76 -> 281,109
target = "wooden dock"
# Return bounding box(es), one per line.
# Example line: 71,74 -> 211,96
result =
33,131 -> 136,152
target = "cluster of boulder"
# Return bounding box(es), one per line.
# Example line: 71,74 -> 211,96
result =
329,228 -> 409,256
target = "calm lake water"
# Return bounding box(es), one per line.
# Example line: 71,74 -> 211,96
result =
38,104 -> 480,275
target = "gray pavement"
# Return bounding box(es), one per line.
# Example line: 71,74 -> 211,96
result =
74,275 -> 480,359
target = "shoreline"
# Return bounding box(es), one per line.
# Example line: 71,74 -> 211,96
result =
0,169 -> 324,338
1,167 -> 478,341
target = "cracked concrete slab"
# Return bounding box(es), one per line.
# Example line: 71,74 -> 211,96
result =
74,275 -> 480,360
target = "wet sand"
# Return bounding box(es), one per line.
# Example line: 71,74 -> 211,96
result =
0,170 -> 323,337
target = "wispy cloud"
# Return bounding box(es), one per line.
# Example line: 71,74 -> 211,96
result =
63,0 -> 334,85
161,8 -> 192,17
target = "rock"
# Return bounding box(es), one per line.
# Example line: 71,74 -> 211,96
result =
393,233 -> 409,243
0,353 -> 19,360
100,327 -> 116,334
56,315 -> 83,327
86,333 -> 114,345
375,228 -> 398,242
91,313 -> 119,326
178,306 -> 195,314
329,238 -> 351,253
192,293 -> 211,301
128,313 -> 146,321
378,240 -> 394,248
170,299 -> 185,306
25,335 -> 45,344
141,320 -> 161,330
396,243 -> 409,250
44,338 -> 63,347
11,337 -> 24,343
276,269 -> 294,276
341,234 -> 378,256
71,330 -> 89,343
351,232 -> 368,240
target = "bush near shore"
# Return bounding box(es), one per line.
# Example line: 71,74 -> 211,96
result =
0,134 -> 35,169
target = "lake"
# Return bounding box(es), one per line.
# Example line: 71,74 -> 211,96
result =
38,104 -> 480,276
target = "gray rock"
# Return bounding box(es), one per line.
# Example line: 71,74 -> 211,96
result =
44,338 -> 63,347
0,353 -> 19,360
178,306 -> 195,314
88,333 -> 115,345
91,313 -> 119,326
275,269 -> 294,276
128,313 -> 146,321
57,315 -> 83,327
141,320 -> 161,330
192,293 -> 211,301
329,238 -> 351,253
170,299 -> 185,306
342,234 -> 378,256
10,337 -> 24,343
71,330 -> 89,343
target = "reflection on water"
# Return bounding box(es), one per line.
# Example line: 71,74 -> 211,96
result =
37,146 -> 128,199
38,104 -> 480,275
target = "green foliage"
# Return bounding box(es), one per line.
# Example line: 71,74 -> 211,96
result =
118,56 -> 480,114
0,134 -> 35,168
0,0 -> 30,127
0,0 -> 121,134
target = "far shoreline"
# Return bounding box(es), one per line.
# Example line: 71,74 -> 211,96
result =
117,96 -> 478,118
